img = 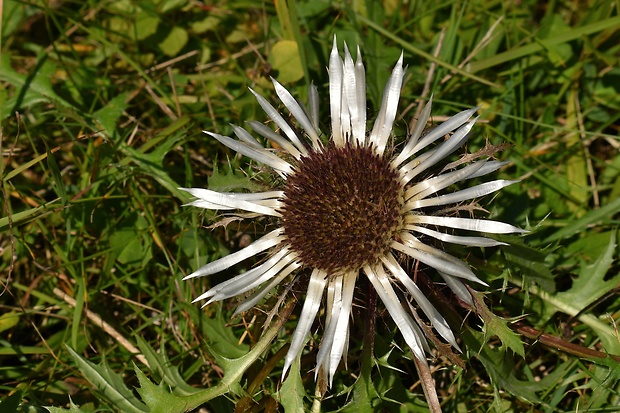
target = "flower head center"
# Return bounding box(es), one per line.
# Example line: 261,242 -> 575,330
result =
280,143 -> 404,273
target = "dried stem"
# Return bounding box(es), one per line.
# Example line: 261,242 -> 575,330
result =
515,323 -> 620,363
53,287 -> 149,368
413,356 -> 442,413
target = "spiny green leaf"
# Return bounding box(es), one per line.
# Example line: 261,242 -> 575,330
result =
135,336 -> 198,397
342,340 -> 380,413
341,371 -> 379,413
277,354 -> 306,413
134,365 -> 189,413
180,311 -> 289,410
471,290 -> 525,357
65,346 -> 148,413
45,397 -> 89,413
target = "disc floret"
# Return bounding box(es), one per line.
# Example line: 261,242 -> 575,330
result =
281,143 -> 404,274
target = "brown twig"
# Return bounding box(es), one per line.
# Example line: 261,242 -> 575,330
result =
53,288 -> 149,368
514,322 -> 620,363
413,356 -> 442,413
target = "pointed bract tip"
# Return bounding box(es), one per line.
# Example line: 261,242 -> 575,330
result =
281,360 -> 292,381
183,270 -> 206,281
271,76 -> 289,91
343,41 -> 350,56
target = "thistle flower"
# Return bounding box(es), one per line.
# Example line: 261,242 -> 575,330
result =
181,38 -> 525,385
